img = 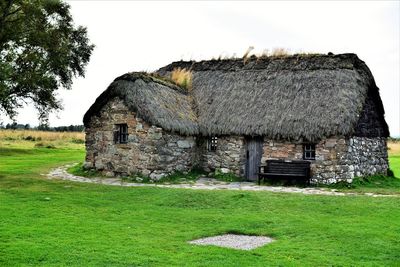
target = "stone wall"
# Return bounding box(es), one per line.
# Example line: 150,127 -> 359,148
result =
85,98 -> 197,179
262,137 -> 388,184
262,140 -> 303,162
198,136 -> 246,176
85,98 -> 388,183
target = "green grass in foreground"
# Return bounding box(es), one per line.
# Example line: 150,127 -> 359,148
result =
1,141 -> 400,266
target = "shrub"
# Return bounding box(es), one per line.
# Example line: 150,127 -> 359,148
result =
24,135 -> 35,141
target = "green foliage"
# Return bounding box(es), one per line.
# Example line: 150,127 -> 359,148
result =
67,162 -> 101,178
211,168 -> 242,182
69,163 -> 207,184
149,168 -> 206,184
326,174 -> 400,194
0,0 -> 94,122
1,143 -> 400,265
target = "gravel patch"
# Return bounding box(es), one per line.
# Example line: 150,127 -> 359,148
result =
189,234 -> 274,250
45,165 -> 399,197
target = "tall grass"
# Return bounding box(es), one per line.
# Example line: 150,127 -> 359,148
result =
0,129 -> 85,149
0,129 -> 84,142
171,67 -> 192,91
242,46 -> 255,64
270,47 -> 291,57
388,141 -> 400,156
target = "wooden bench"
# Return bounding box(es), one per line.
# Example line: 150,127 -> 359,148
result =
258,159 -> 311,186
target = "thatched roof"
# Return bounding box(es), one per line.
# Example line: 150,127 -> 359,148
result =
83,73 -> 198,135
84,53 -> 389,141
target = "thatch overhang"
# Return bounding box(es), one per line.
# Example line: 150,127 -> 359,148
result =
83,73 -> 199,135
157,53 -> 389,141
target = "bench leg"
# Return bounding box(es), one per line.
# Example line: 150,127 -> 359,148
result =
258,175 -> 264,185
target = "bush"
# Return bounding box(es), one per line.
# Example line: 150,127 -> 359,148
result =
24,136 -> 35,141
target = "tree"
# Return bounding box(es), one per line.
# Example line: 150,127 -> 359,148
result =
0,0 -> 94,123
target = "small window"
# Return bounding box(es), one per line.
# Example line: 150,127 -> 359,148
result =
208,136 -> 218,151
303,144 -> 316,160
114,124 -> 128,144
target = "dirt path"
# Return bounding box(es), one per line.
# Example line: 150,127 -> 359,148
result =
46,165 -> 398,197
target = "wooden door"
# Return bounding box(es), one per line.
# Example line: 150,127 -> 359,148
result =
245,137 -> 263,181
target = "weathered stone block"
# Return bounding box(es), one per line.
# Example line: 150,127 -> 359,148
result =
177,140 -> 193,148
220,168 -> 230,174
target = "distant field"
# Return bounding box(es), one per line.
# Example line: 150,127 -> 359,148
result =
0,129 -> 84,141
0,132 -> 399,265
388,141 -> 400,178
0,129 -> 84,150
388,141 -> 400,154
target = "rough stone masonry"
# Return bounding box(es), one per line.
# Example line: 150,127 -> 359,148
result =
85,99 -> 388,184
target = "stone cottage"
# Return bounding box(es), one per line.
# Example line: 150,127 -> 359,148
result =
83,53 -> 389,184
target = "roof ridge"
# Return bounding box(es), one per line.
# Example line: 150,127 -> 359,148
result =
115,72 -> 189,95
157,53 -> 360,73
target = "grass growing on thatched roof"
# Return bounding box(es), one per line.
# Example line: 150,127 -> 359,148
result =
170,68 -> 193,91
157,53 -> 388,141
83,72 -> 199,135
212,48 -> 323,63
157,53 -> 358,74
84,53 -> 388,141
121,72 -> 188,94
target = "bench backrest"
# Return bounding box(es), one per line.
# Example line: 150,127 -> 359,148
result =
266,160 -> 310,176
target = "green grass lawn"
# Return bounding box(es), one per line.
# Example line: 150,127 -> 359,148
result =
1,141 -> 400,266
390,155 -> 400,178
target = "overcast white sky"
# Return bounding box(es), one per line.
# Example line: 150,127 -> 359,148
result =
2,1 -> 399,136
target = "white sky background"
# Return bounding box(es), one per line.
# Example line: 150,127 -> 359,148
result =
2,1 -> 400,136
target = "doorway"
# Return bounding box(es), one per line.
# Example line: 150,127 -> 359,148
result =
245,136 -> 263,181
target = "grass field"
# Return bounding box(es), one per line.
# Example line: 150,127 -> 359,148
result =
1,130 -> 400,266
389,141 -> 400,178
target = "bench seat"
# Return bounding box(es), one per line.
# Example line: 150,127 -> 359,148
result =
258,159 -> 311,185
